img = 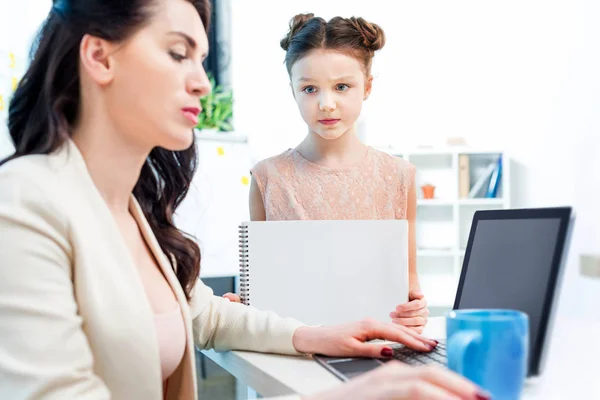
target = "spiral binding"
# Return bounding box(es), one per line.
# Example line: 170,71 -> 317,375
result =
239,224 -> 250,305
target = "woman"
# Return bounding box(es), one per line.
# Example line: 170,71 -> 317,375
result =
0,0 -> 487,399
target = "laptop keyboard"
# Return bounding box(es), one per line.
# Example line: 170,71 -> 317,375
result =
314,341 -> 448,383
383,340 -> 447,366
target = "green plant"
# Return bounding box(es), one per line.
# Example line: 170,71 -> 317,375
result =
196,73 -> 234,132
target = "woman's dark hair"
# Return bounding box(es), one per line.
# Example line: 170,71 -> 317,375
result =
2,0 -> 211,299
280,13 -> 386,76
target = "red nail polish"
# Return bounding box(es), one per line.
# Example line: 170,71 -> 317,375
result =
475,391 -> 491,400
381,348 -> 393,358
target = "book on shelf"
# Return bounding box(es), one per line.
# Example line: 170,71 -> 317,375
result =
467,156 -> 502,199
458,154 -> 470,198
485,156 -> 502,198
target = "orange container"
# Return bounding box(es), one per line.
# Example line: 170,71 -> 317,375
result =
421,184 -> 436,199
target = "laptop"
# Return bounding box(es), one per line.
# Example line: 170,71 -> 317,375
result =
315,206 -> 574,381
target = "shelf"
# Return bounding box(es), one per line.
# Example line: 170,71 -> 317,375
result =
376,146 -> 505,157
417,198 -> 505,206
417,249 -> 458,257
417,199 -> 454,206
377,146 -> 510,310
458,198 -> 505,206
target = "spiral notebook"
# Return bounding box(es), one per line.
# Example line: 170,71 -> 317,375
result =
238,220 -> 409,326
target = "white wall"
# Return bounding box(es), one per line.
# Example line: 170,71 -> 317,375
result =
0,1 -> 51,158
565,0 -> 600,317
231,0 -> 600,317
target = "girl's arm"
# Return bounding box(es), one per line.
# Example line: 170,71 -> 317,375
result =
249,175 -> 267,221
407,176 -> 420,291
390,171 -> 429,332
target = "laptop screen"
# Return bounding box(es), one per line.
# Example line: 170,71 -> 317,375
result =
455,215 -> 567,375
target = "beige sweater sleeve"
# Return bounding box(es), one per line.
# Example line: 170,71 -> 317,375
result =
0,170 -> 111,399
189,279 -> 306,355
189,284 -> 306,400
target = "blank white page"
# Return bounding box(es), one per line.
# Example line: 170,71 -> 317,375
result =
240,220 -> 408,326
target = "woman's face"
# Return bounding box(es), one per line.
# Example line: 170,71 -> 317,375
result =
91,0 -> 211,151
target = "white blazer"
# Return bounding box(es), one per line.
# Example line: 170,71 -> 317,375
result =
0,141 -> 303,400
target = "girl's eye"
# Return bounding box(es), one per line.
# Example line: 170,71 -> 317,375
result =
302,86 -> 317,94
336,84 -> 350,91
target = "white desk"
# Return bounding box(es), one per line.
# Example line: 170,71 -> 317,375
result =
203,316 -> 600,399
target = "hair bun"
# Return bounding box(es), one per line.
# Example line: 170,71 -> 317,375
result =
349,17 -> 385,52
280,13 -> 315,51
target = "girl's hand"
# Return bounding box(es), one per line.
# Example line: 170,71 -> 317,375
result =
222,292 -> 241,303
390,288 -> 429,334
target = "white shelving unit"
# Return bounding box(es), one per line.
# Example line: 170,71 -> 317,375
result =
378,146 -> 510,311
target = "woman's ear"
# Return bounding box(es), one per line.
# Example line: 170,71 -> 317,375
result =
79,34 -> 117,86
364,75 -> 373,100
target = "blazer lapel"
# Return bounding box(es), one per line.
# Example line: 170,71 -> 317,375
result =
128,197 -> 188,305
128,196 -> 197,400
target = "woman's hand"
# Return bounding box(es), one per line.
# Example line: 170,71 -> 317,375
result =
292,318 -> 437,357
305,361 -> 490,400
222,292 -> 241,303
390,288 -> 430,334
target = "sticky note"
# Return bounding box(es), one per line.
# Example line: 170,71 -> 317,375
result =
0,95 -> 4,111
9,52 -> 15,69
216,146 -> 225,156
11,77 -> 18,91
241,176 -> 249,185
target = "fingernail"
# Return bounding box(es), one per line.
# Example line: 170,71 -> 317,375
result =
381,347 -> 393,358
475,390 -> 492,400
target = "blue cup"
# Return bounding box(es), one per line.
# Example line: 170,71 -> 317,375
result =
446,309 -> 529,400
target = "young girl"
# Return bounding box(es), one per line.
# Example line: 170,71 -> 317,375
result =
225,13 -> 429,333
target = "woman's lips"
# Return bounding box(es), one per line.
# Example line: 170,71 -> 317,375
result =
182,107 -> 201,125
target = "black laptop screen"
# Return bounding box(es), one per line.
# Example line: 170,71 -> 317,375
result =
455,217 -> 564,375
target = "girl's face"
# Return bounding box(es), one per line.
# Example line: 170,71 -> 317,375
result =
290,49 -> 372,141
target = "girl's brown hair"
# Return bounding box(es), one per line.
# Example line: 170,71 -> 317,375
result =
280,13 -> 386,76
